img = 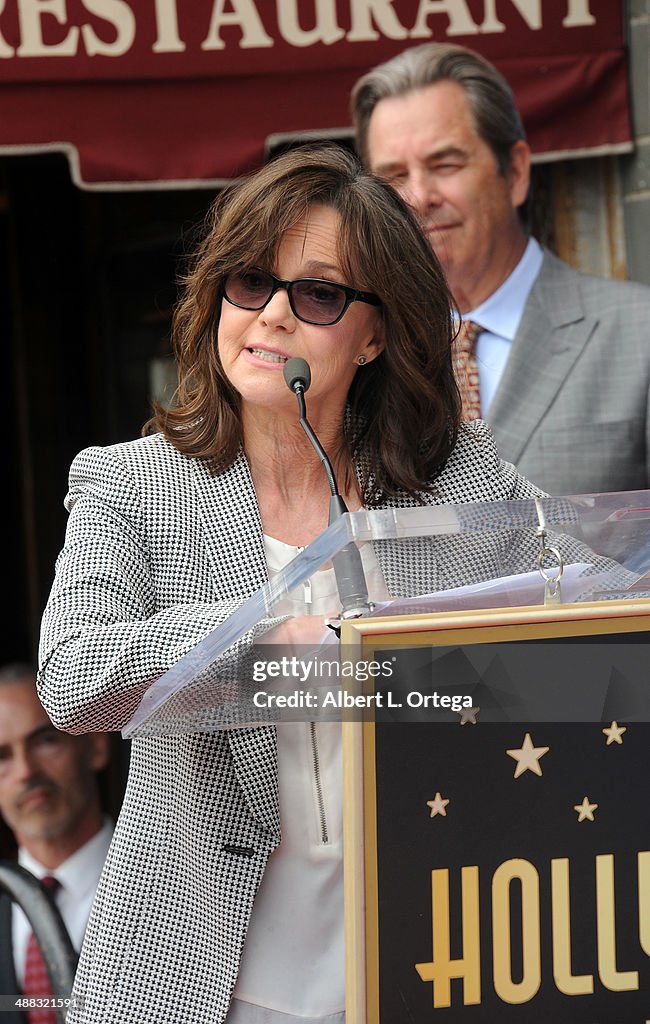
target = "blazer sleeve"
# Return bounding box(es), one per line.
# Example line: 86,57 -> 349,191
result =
38,446 -> 275,734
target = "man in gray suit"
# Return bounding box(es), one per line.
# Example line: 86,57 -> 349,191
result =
352,42 -> 650,496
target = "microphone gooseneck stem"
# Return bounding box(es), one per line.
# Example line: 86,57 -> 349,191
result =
283,358 -> 373,621
299,406 -> 372,618
294,385 -> 340,499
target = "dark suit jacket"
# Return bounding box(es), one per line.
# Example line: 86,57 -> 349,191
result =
0,894 -> 27,1024
488,249 -> 650,495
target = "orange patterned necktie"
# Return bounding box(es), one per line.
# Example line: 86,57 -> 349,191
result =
23,875 -> 60,1024
452,320 -> 483,421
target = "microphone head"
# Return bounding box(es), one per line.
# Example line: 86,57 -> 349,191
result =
283,357 -> 311,393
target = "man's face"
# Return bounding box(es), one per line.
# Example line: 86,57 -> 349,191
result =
366,80 -> 530,312
0,679 -> 107,845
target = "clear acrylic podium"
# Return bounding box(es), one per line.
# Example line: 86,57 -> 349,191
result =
122,490 -> 650,738
121,490 -> 650,1023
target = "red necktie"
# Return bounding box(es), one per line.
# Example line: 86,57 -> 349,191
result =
452,320 -> 483,421
23,875 -> 60,1024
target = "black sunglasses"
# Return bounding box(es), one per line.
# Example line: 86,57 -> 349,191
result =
223,267 -> 380,326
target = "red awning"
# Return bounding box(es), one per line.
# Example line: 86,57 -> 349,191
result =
0,0 -> 631,189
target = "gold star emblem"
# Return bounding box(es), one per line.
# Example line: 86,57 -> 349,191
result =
574,796 -> 598,822
426,792 -> 450,818
506,732 -> 549,778
457,706 -> 480,725
602,721 -> 626,745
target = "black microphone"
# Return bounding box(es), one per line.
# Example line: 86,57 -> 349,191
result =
283,357 -> 372,620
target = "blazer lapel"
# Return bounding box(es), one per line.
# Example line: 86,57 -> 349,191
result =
487,250 -> 597,466
190,450 -> 269,601
190,452 -> 280,836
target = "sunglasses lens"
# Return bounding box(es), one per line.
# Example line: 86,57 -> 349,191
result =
292,280 -> 347,324
224,270 -> 350,324
225,269 -> 273,309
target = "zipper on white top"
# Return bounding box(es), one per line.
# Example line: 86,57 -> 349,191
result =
310,721 -> 329,845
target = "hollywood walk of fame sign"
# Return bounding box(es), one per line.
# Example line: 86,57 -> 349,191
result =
342,600 -> 650,1023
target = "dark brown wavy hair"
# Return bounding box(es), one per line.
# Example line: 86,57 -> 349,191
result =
146,144 -> 461,506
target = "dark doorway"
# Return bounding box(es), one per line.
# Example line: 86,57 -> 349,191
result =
4,152 -> 212,665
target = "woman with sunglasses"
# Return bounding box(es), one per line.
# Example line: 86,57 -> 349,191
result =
38,144 -> 560,1024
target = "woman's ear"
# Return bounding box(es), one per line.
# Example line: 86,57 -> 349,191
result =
359,319 -> 386,365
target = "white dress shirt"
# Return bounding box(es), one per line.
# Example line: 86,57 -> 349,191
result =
465,237 -> 544,415
13,817 -> 113,986
230,537 -> 389,1022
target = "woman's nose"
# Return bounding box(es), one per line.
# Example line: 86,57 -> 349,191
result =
258,285 -> 295,328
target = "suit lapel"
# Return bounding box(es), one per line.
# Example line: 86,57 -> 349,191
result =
190,452 -> 280,836
487,251 -> 597,466
0,894 -> 24,1024
190,450 -> 269,601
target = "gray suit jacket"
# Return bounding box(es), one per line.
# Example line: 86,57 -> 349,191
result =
487,250 -> 650,495
38,424 -> 606,1024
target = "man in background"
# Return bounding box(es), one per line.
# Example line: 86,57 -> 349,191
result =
0,663 -> 112,1019
352,42 -> 650,496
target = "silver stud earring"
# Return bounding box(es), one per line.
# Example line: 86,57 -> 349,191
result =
357,355 -> 367,365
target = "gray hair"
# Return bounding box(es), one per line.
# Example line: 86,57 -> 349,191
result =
352,42 -> 525,176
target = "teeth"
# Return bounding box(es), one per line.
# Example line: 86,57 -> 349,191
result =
249,348 -> 288,363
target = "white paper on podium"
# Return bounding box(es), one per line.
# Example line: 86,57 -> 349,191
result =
368,561 -> 608,617
314,562 -> 611,650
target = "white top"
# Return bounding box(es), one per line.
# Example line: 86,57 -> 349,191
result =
466,237 -> 544,415
14,817 -> 114,985
231,537 -> 388,1019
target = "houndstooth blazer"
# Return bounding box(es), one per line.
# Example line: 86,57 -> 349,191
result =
38,421 -> 580,1024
